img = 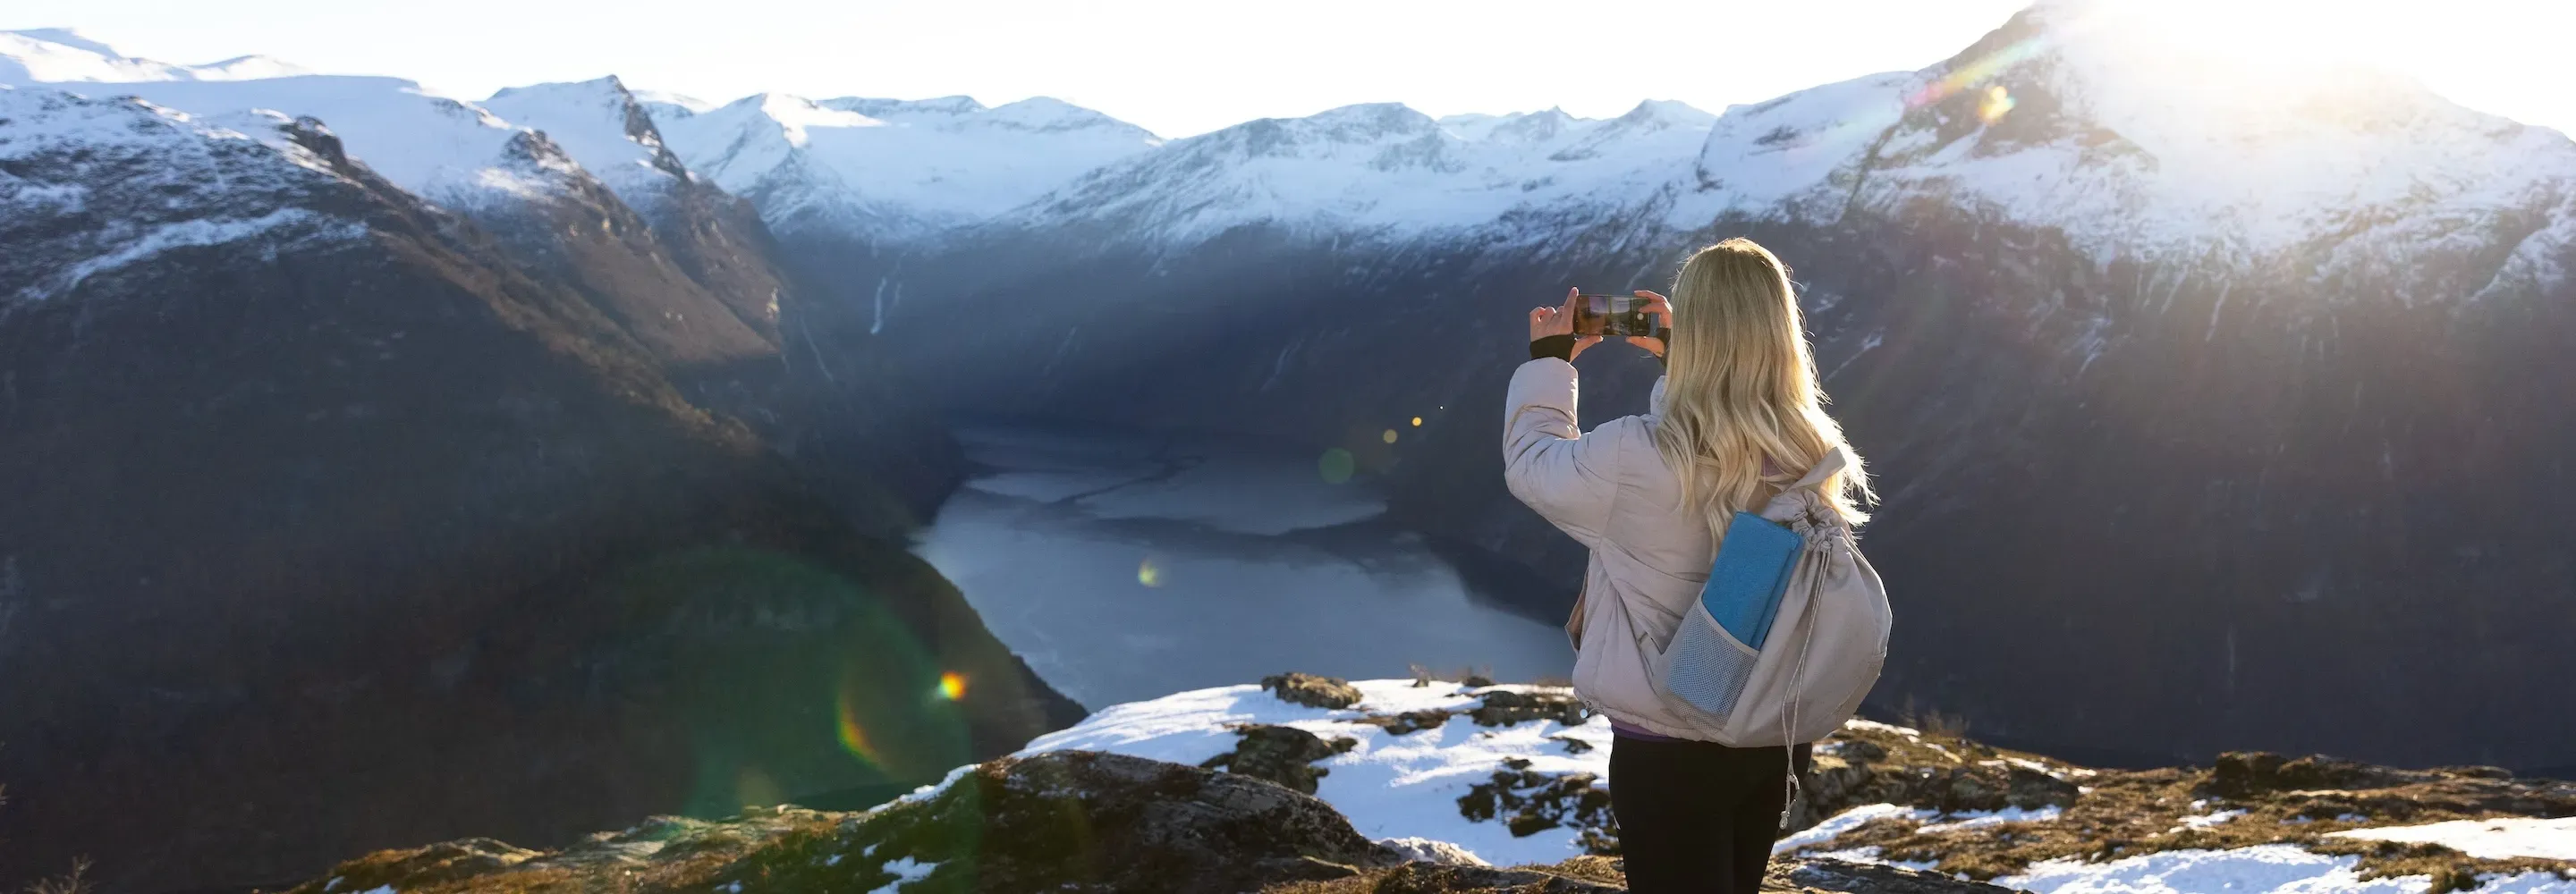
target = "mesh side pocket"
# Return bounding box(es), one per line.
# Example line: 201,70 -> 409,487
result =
1664,608 -> 1760,718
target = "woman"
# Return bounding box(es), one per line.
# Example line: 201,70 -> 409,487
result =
1503,238 -> 1873,893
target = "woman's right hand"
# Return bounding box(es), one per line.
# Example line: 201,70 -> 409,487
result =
1530,288 -> 1602,361
1626,290 -> 1674,358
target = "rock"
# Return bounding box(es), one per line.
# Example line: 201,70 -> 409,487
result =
1358,862 -> 1624,893
1928,767 -> 2012,814
2006,766 -> 2082,809
1201,723 -> 1359,795
1356,709 -> 1459,735
297,838 -> 538,892
1462,674 -> 1498,687
1379,836 -> 1493,866
1775,856 -> 2021,893
2439,765 -> 2516,780
1458,766 -> 1617,852
1471,688 -> 1591,727
1266,672 -> 1366,709
2207,752 -> 2428,797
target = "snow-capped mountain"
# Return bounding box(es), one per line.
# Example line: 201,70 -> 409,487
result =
0,82 -> 1069,894
0,86 -> 366,305
0,40 -> 808,366
1665,0 -> 2576,282
649,91 -> 1162,242
480,75 -> 693,215
30,74 -> 597,214
1021,98 -> 1715,242
0,28 -> 306,84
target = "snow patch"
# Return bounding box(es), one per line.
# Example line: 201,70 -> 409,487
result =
1994,843 -> 2576,894
1021,679 -> 1608,867
868,856 -> 937,894
1774,803 -> 1936,853
1919,805 -> 2065,833
2329,816 -> 2576,861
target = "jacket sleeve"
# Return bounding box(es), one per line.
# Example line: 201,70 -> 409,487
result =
1503,358 -> 1623,546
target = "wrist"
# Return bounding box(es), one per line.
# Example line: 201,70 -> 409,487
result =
1530,333 -> 1578,361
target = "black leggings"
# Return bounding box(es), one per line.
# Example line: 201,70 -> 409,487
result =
1607,734 -> 1815,894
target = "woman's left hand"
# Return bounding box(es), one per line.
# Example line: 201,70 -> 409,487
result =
1626,290 -> 1674,358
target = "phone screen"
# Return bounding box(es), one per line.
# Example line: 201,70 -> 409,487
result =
1575,294 -> 1656,337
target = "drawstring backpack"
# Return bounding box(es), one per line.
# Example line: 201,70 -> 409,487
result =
1646,445 -> 1891,824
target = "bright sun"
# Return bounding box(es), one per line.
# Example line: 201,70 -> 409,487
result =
2083,0 -> 2408,72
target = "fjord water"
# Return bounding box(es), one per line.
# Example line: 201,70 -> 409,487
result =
916,422 -> 1572,708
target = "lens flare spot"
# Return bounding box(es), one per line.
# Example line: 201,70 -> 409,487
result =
1318,448 -> 1355,484
1979,85 -> 2017,123
835,696 -> 882,766
1411,417 -> 1422,426
1907,35 -> 2047,109
1138,557 -> 1163,587
937,671 -> 968,701
1382,428 -> 1399,444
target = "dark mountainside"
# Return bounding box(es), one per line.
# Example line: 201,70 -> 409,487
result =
823,12 -> 2576,774
0,91 -> 1077,893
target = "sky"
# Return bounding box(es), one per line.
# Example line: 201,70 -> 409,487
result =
4,0 -> 2570,139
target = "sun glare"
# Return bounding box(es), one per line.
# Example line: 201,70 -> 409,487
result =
2087,0 -> 2402,72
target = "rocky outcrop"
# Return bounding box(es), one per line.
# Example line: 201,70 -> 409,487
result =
1205,724 -> 1360,795
1470,689 -> 1594,728
1267,672 -> 1368,709
1458,758 -> 1618,851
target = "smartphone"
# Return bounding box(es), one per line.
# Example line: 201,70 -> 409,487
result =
1572,293 -> 1659,337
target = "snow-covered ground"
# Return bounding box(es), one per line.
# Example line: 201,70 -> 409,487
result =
1021,679 -> 1610,868
2000,844 -> 2576,894
916,425 -> 1569,708
2332,818 -> 2576,862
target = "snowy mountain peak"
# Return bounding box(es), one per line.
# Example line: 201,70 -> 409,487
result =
0,28 -> 308,85
1674,2 -> 2576,265
651,89 -> 1159,240
1023,95 -> 1716,241
1612,98 -> 1715,130
28,75 -> 623,215
1298,102 -> 1441,139
818,95 -> 987,118
482,75 -> 692,207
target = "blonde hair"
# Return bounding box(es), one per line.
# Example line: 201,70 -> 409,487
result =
1651,238 -> 1873,532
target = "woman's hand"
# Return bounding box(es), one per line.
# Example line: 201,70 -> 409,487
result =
1625,290 -> 1674,358
1530,288 -> 1602,361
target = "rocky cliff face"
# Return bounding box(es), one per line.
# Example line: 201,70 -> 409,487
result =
0,88 -> 1076,893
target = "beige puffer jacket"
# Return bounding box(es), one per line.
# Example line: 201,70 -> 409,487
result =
1502,356 -> 1771,739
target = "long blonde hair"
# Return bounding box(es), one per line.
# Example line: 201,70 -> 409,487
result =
1651,238 -> 1873,532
